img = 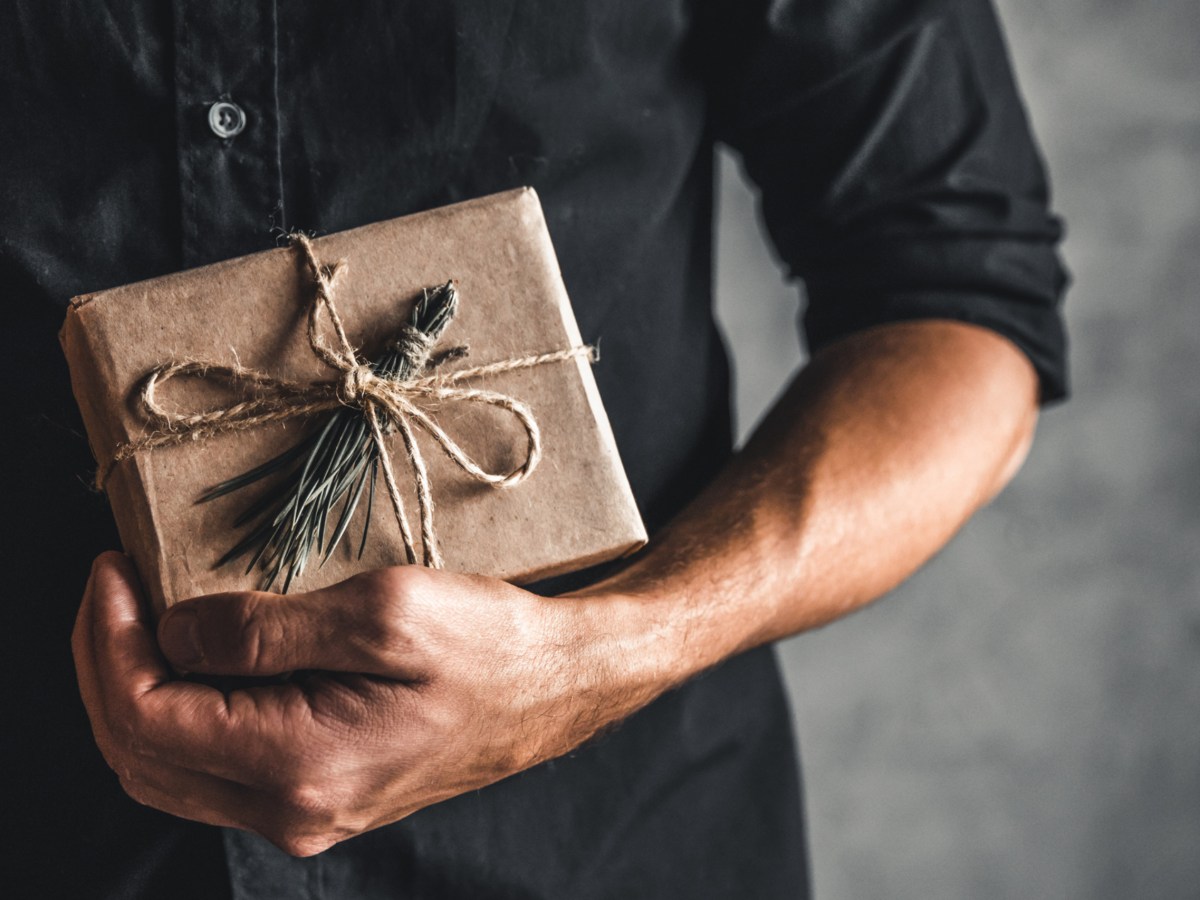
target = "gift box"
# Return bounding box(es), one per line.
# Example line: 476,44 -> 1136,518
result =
61,188 -> 646,612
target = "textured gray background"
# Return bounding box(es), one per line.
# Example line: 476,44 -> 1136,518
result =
711,1 -> 1200,897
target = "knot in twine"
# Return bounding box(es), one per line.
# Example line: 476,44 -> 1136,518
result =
338,363 -> 379,407
100,232 -> 596,570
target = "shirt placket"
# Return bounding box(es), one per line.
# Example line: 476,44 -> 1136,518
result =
172,3 -> 313,896
174,0 -> 284,268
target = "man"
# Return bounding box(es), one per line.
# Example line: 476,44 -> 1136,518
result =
3,0 -> 1066,896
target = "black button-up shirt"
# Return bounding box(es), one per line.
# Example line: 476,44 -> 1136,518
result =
2,1 -> 1066,897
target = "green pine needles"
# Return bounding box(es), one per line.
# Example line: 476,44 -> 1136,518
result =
199,282 -> 458,593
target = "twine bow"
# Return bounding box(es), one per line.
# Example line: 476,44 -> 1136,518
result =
99,233 -> 595,570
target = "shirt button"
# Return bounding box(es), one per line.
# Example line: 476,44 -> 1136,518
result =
207,100 -> 247,139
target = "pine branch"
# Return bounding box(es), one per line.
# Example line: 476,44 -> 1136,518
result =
200,283 -> 457,592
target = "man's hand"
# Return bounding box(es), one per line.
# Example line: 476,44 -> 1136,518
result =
72,552 -> 662,856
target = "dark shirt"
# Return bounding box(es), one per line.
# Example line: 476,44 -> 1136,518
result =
1,1 -> 1066,897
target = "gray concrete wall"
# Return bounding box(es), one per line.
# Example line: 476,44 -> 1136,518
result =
712,1 -> 1200,897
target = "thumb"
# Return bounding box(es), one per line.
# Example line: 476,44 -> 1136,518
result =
156,572 -> 410,677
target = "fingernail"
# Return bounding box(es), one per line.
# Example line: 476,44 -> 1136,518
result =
159,608 -> 204,669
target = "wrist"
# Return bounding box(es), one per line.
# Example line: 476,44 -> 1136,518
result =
561,565 -> 765,708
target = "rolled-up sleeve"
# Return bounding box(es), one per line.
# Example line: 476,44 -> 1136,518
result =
700,0 -> 1070,402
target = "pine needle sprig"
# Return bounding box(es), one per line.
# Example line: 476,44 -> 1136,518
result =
199,282 -> 458,592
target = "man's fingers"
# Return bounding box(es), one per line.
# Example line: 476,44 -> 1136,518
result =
75,552 -> 170,766
131,677 -> 313,782
89,669 -> 365,856
76,553 -> 299,783
75,550 -> 383,852
113,753 -> 345,856
73,559 -> 118,762
122,756 -> 352,857
117,768 -> 249,831
114,753 -> 268,832
89,551 -> 172,700
156,568 -> 426,677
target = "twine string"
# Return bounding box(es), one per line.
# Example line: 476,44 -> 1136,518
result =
99,233 -> 595,569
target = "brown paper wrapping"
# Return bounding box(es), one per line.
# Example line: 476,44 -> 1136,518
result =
60,188 -> 646,612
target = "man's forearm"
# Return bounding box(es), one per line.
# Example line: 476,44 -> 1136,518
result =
574,318 -> 1040,696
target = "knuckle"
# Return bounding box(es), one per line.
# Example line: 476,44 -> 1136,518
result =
270,828 -> 335,859
109,710 -> 148,758
100,742 -> 137,781
371,565 -> 424,605
275,780 -> 334,825
117,773 -> 154,809
262,781 -> 351,858
357,574 -> 412,651
234,596 -> 285,670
